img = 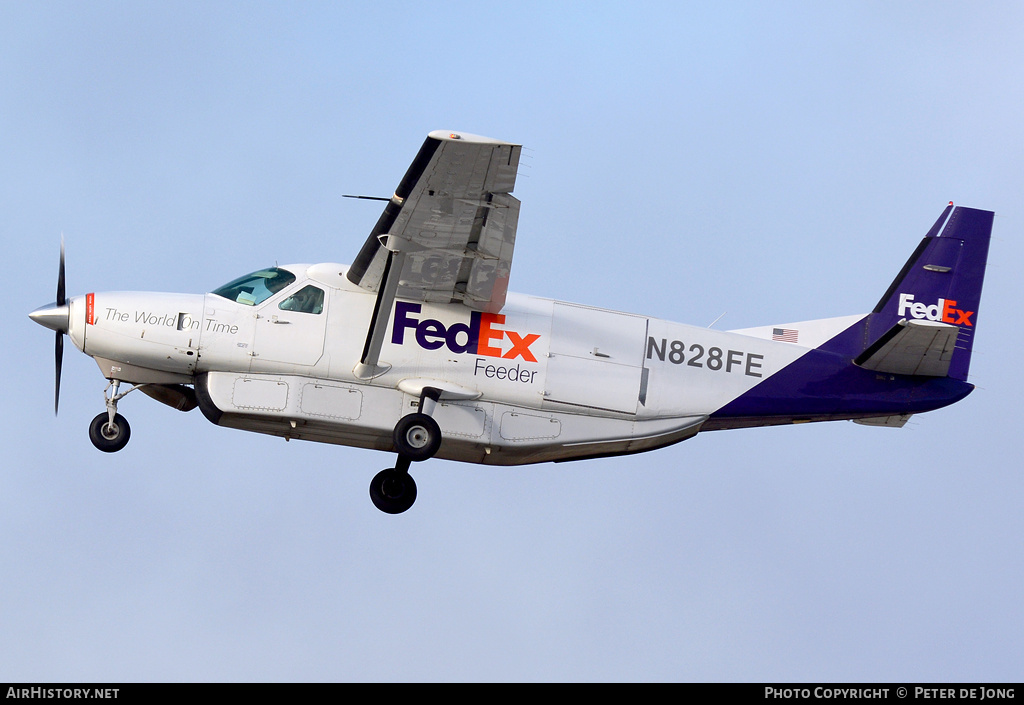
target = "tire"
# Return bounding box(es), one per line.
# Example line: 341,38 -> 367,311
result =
392,413 -> 441,461
369,468 -> 417,514
89,412 -> 131,453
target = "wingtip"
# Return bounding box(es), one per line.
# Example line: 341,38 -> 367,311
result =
427,129 -> 515,145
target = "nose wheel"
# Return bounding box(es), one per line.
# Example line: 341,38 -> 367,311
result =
369,387 -> 443,514
89,412 -> 131,452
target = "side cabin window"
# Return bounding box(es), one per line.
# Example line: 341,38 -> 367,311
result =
212,268 -> 296,306
278,285 -> 325,315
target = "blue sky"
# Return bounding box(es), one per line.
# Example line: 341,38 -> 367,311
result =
2,1 -> 1022,681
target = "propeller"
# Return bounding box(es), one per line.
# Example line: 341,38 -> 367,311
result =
55,237 -> 65,414
29,237 -> 70,415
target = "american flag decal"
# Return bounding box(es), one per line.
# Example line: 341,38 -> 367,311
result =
772,328 -> 798,342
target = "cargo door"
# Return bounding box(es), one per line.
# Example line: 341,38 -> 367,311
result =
544,303 -> 647,414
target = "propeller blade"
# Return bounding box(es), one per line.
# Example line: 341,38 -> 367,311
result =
55,329 -> 63,415
57,235 -> 66,307
55,237 -> 66,414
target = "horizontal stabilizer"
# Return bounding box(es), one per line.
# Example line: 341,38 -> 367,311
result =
855,318 -> 958,377
853,414 -> 914,428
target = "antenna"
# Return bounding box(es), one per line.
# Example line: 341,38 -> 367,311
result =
707,311 -> 727,328
342,194 -> 391,202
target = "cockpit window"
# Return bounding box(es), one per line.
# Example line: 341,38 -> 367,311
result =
278,285 -> 325,314
212,268 -> 296,306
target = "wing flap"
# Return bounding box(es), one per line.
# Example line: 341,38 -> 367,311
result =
855,318 -> 959,377
348,131 -> 522,313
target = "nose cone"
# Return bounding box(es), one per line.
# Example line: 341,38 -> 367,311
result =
30,302 -> 70,334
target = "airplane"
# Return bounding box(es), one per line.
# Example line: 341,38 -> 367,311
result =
29,130 -> 993,514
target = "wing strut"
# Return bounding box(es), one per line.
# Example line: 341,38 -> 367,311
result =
353,247 -> 406,379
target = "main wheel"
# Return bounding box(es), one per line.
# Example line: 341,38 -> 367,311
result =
393,413 -> 441,461
369,468 -> 417,514
89,412 -> 131,453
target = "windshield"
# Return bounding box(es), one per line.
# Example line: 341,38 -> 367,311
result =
212,267 -> 297,306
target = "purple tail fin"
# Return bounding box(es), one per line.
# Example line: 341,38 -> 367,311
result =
866,204 -> 994,381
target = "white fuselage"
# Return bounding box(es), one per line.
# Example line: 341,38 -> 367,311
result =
67,263 -> 842,465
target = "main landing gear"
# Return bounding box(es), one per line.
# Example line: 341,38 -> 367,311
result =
88,380 -> 135,453
369,387 -> 443,514
82,377 -> 443,513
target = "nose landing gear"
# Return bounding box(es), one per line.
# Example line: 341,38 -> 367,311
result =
88,380 -> 136,453
369,387 -> 443,514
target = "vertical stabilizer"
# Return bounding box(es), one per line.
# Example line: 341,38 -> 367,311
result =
866,204 -> 993,381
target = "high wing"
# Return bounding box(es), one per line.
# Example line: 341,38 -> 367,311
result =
347,131 -> 522,379
346,130 -> 522,313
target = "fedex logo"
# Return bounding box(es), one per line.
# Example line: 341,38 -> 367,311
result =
391,302 -> 541,362
897,293 -> 974,326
